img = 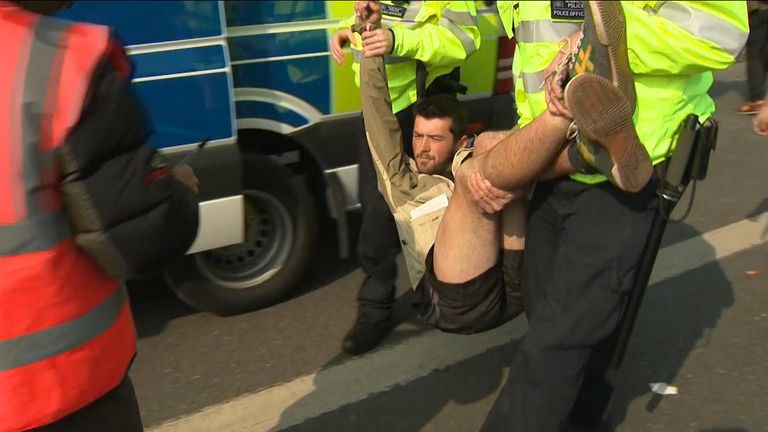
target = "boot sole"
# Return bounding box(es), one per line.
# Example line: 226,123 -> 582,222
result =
565,74 -> 652,192
589,0 -> 636,110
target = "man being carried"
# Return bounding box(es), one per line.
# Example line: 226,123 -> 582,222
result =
357,1 -> 649,334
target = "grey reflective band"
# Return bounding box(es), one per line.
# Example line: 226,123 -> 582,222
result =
22,18 -> 69,218
439,17 -> 476,55
385,55 -> 411,65
0,285 -> 127,371
1,18 -> 72,257
651,1 -> 669,13
515,19 -> 581,44
519,70 -> 546,93
351,47 -> 411,65
403,0 -> 422,21
441,7 -> 478,27
656,2 -> 747,57
0,210 -> 71,256
382,17 -> 421,29
352,46 -> 362,63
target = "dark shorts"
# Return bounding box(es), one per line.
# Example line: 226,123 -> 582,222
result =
414,247 -> 524,334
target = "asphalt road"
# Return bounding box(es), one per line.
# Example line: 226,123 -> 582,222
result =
127,62 -> 768,432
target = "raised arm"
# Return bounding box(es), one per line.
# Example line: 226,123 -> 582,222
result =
358,23 -> 418,205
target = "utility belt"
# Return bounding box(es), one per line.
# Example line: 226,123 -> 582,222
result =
613,113 -> 719,369
656,114 -> 719,206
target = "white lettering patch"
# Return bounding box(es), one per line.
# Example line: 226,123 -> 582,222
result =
410,193 -> 449,220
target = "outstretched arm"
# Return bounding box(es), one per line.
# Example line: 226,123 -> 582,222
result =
359,24 -> 416,207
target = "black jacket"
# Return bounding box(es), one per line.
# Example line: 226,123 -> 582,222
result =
58,37 -> 199,278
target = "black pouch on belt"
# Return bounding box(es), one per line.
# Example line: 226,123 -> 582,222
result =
689,117 -> 719,181
656,114 -> 719,210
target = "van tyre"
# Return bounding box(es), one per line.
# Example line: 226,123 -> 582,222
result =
165,155 -> 317,316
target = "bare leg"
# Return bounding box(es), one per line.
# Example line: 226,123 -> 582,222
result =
471,135 -> 530,252
540,147 -> 576,180
476,111 -> 572,191
501,199 -> 527,317
434,111 -> 570,283
501,197 -> 527,251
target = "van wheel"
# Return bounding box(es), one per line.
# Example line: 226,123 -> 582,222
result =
165,155 -> 317,316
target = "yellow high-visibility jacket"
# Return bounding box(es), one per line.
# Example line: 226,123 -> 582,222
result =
497,1 -> 748,184
338,1 -> 481,113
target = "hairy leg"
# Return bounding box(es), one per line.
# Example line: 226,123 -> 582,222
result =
476,111 -> 571,191
434,111 -> 569,283
502,196 -> 527,251
539,147 -> 576,181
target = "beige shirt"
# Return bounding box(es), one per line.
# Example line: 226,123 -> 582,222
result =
359,54 -> 470,288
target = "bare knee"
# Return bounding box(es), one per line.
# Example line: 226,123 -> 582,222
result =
473,130 -> 510,156
473,135 -> 496,155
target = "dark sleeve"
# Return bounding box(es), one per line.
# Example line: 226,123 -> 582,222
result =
58,36 -> 199,278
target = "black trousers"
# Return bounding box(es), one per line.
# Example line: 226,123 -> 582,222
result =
356,74 -> 459,322
355,108 -> 415,322
481,178 -> 657,432
33,375 -> 143,432
747,9 -> 768,101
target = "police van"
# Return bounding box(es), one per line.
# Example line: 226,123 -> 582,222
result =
61,0 -> 517,315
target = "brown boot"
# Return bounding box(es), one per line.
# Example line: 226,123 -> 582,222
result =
564,1 -> 652,193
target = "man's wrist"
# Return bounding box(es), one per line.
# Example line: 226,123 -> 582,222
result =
388,28 -> 396,54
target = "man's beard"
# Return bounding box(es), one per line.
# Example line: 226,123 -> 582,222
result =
417,152 -> 448,175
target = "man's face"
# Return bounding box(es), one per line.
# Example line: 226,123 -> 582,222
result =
411,116 -> 464,175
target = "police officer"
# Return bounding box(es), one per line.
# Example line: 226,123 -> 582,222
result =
474,1 -> 748,430
330,0 -> 481,355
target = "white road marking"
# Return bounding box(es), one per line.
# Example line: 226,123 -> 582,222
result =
149,212 -> 768,432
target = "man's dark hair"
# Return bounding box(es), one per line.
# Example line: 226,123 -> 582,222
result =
413,94 -> 468,141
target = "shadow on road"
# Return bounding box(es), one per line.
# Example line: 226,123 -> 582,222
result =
128,276 -> 197,339
608,221 -> 735,430
271,281 -> 512,432
708,78 -> 748,100
274,330 -> 512,431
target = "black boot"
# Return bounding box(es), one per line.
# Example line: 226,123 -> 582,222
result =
342,307 -> 392,355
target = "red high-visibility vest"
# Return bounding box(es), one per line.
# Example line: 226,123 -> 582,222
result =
0,4 -> 137,431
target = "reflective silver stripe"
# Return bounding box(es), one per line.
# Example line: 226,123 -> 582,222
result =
351,47 -> 411,65
439,17 -> 476,55
382,18 -> 421,29
649,1 -> 668,14
0,210 -> 71,255
441,7 -> 478,27
385,55 -> 411,65
643,3 -> 658,15
515,19 -> 581,44
656,2 -> 747,57
0,285 -> 128,371
519,70 -> 546,92
403,0 -> 422,21
22,17 -> 69,217
352,46 -> 362,63
1,18 -> 72,256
